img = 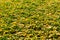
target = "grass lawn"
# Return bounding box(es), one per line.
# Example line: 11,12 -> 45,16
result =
0,0 -> 60,40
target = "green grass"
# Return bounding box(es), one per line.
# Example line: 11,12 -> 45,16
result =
0,0 -> 60,40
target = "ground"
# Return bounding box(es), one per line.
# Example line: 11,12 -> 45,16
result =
0,0 -> 60,40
